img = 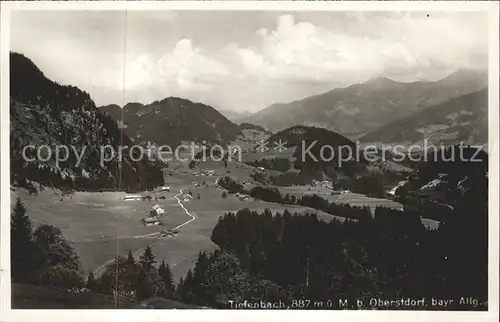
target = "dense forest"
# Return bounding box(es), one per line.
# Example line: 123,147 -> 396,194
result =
175,191 -> 487,310
191,147 -> 488,309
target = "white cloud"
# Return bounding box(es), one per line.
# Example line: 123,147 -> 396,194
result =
157,38 -> 229,90
11,11 -> 488,111
232,13 -> 487,87
121,38 -> 231,105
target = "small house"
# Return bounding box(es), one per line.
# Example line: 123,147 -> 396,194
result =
142,217 -> 160,226
234,192 -> 249,201
124,195 -> 142,201
151,204 -> 165,217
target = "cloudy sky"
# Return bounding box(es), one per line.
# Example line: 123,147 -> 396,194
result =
11,10 -> 488,113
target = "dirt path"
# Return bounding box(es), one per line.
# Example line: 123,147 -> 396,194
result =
172,188 -> 196,230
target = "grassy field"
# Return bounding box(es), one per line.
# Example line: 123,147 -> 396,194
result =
12,283 -> 198,309
10,148 -> 430,285
11,186 -> 192,274
72,237 -> 158,273
11,283 -> 137,309
11,188 -> 189,241
150,175 -> 349,281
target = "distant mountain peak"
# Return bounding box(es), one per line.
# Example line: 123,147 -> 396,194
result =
438,69 -> 488,86
365,76 -> 399,85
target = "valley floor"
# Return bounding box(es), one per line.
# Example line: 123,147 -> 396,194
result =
10,151 -> 438,283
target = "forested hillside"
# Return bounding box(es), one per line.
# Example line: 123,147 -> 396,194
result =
10,52 -> 164,192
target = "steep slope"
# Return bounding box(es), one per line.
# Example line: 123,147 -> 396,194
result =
360,89 -> 488,146
10,52 -> 163,192
100,99 -> 241,147
245,70 -> 487,137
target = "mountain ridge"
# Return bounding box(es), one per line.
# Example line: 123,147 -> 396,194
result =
100,97 -> 241,147
359,88 -> 488,146
244,69 -> 488,137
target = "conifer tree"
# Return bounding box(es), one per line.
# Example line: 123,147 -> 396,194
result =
139,245 -> 156,270
181,270 -> 195,303
87,270 -> 97,291
175,277 -> 185,300
11,198 -> 37,282
126,250 -> 135,266
158,260 -> 175,298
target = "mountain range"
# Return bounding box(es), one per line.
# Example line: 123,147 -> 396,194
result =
243,70 -> 488,138
100,99 -> 241,147
10,50 -> 489,191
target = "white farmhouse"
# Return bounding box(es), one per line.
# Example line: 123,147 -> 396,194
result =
151,204 -> 165,216
124,195 -> 142,201
142,217 -> 160,226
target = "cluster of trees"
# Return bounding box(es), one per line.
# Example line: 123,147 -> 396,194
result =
11,198 -> 84,289
188,160 -> 198,169
218,176 -> 245,194
333,173 -> 386,198
217,176 -> 373,222
175,251 -> 287,308
245,157 -> 291,172
270,170 -> 322,186
293,194 -> 373,222
248,186 -> 283,203
93,246 -> 175,301
250,171 -> 270,184
176,198 -> 486,309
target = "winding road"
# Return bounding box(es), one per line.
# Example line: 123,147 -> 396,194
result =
92,188 -> 196,278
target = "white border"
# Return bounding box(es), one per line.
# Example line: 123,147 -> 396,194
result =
0,1 -> 499,322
